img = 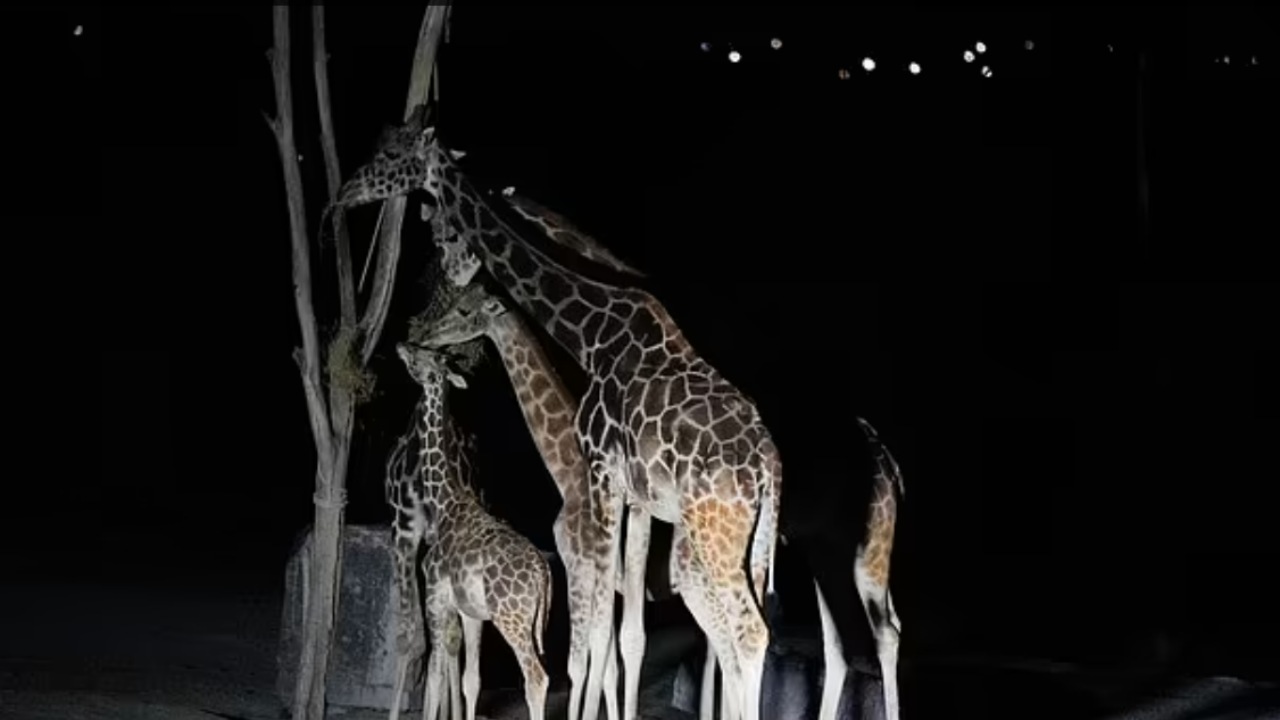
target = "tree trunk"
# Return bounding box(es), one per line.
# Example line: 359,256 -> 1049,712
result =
265,4 -> 451,718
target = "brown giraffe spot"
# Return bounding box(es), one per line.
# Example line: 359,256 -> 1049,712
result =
543,409 -> 572,440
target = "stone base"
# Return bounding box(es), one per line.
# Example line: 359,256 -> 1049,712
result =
636,629 -> 886,720
277,524 -> 424,712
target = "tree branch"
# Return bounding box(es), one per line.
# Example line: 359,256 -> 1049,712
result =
267,6 -> 334,462
357,3 -> 452,365
312,4 -> 357,329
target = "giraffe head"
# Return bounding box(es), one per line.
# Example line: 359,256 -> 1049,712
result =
334,116 -> 467,210
398,125 -> 483,288
414,283 -> 507,350
396,342 -> 468,392
438,234 -> 483,287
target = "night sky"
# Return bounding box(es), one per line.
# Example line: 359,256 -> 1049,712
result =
6,4 -> 1278,685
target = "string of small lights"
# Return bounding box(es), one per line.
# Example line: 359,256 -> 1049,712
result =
695,33 -> 1265,79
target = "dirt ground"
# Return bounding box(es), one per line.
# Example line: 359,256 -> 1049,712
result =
2,580 -> 1276,720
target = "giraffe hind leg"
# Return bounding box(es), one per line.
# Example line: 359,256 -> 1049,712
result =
699,643 -> 716,720
673,516 -> 744,720
813,578 -> 848,720
684,497 -> 771,720
581,489 -> 623,720
460,615 -> 484,720
854,555 -> 901,720
618,503 -> 651,720
493,610 -> 549,720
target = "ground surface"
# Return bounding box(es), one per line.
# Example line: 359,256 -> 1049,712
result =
1,581 -> 1275,720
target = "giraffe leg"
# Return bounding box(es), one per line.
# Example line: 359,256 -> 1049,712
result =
672,520 -> 741,720
813,578 -> 848,720
681,497 -> 768,720
422,636 -> 446,720
391,533 -> 425,720
555,513 -> 591,720
443,610 -> 463,720
581,487 -> 624,720
422,550 -> 453,720
699,642 -> 716,720
600,622 -> 619,720
720,663 -> 736,720
494,618 -> 549,720
854,556 -> 901,720
460,615 -> 484,720
619,503 -> 651,720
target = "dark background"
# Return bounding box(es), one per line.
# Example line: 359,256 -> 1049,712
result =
5,3 -> 1278,687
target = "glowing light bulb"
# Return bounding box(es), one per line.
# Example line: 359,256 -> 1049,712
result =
700,41 -> 711,52
1025,39 -> 1035,51
728,50 -> 742,63
975,41 -> 987,54
862,57 -> 876,72
1251,55 -> 1259,65
1107,43 -> 1114,53
74,25 -> 83,36
981,65 -> 993,78
1223,55 -> 1231,65
908,62 -> 921,75
963,50 -> 975,63
770,38 -> 783,50
838,68 -> 851,80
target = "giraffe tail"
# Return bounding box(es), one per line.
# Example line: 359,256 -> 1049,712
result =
756,445 -> 783,624
856,417 -> 905,499
533,553 -> 552,658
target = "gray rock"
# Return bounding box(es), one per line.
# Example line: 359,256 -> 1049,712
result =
277,524 -> 423,711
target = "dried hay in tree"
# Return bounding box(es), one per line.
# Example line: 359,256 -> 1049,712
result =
326,324 -> 376,404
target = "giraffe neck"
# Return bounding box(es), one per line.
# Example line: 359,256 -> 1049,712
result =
429,155 -> 693,374
413,384 -> 475,520
485,311 -> 588,500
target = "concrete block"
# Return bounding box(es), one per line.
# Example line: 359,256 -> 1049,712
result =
276,524 -> 423,711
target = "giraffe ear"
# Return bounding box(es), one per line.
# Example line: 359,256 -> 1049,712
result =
449,149 -> 467,161
501,186 -> 516,197
445,370 -> 468,389
414,127 -> 437,158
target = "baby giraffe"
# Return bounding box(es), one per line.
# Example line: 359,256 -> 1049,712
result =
397,342 -> 553,720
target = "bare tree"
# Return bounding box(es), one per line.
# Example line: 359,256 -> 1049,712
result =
264,5 -> 450,718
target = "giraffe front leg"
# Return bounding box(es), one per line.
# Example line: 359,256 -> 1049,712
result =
854,556 -> 901,720
555,513 -> 590,720
460,615 -> 484,720
392,533 -> 425,720
619,503 -> 651,720
422,638 -> 446,720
